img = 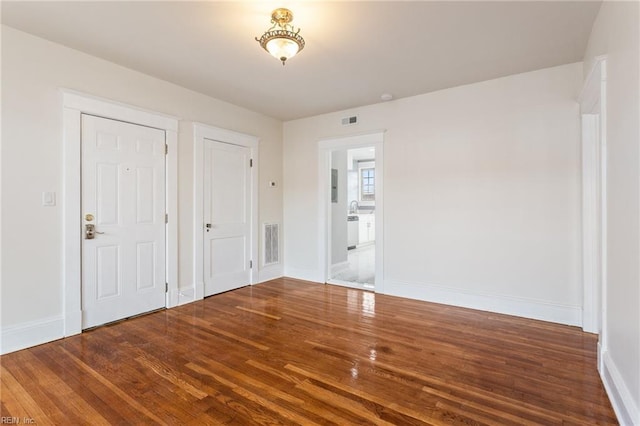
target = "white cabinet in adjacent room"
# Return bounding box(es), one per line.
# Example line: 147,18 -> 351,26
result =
358,214 -> 375,245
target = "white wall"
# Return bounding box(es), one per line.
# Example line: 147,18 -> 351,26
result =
583,2 -> 640,424
284,63 -> 583,325
1,26 -> 283,348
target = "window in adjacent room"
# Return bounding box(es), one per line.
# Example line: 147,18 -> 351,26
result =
360,167 -> 375,201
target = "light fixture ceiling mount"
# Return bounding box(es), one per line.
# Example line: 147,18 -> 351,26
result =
255,8 -> 305,65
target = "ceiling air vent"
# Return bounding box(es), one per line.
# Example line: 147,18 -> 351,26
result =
341,115 -> 358,126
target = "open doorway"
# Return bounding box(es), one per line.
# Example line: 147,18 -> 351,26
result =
328,147 -> 376,290
318,131 -> 384,293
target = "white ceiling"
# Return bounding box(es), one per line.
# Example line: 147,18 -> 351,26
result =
1,1 -> 601,121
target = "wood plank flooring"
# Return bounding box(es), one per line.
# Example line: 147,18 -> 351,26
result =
1,278 -> 617,425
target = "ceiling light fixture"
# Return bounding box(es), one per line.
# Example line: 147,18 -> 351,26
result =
255,8 -> 305,65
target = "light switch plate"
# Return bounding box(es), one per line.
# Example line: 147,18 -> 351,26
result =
42,191 -> 56,206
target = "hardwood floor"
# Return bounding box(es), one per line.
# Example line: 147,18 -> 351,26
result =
1,278 -> 616,425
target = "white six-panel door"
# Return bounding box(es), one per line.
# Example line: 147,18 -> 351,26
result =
81,114 -> 166,328
203,139 -> 251,296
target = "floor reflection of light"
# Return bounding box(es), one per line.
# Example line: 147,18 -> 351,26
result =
369,349 -> 377,361
347,289 -> 359,312
350,367 -> 358,378
362,292 -> 375,317
350,363 -> 359,378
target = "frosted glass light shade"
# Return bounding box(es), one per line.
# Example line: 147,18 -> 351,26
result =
266,38 -> 300,62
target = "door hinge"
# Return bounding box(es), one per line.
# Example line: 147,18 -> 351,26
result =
165,213 -> 168,224
250,159 -> 253,168
249,260 -> 253,269
165,282 -> 168,293
165,144 -> 168,155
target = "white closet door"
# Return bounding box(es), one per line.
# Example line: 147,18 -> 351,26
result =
203,139 -> 251,296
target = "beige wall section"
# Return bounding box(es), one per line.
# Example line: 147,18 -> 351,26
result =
1,26 -> 283,328
284,63 -> 583,322
583,1 -> 640,422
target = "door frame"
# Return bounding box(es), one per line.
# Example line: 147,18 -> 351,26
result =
62,90 -> 179,336
578,57 -> 607,351
193,123 -> 259,301
318,131 -> 385,293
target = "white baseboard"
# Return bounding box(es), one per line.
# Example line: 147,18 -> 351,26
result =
1,315 -> 64,355
283,267 -> 323,284
384,279 -> 582,326
257,264 -> 284,283
600,349 -> 639,425
173,285 -> 199,306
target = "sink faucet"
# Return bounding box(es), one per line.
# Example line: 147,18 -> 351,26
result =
349,200 -> 359,214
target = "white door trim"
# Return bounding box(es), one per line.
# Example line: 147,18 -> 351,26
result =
193,123 -> 259,301
62,90 -> 179,336
580,53 -> 637,426
578,57 -> 607,341
318,131 -> 385,293
580,114 -> 602,333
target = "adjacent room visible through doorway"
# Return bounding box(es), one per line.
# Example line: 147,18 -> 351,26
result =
328,146 -> 376,290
